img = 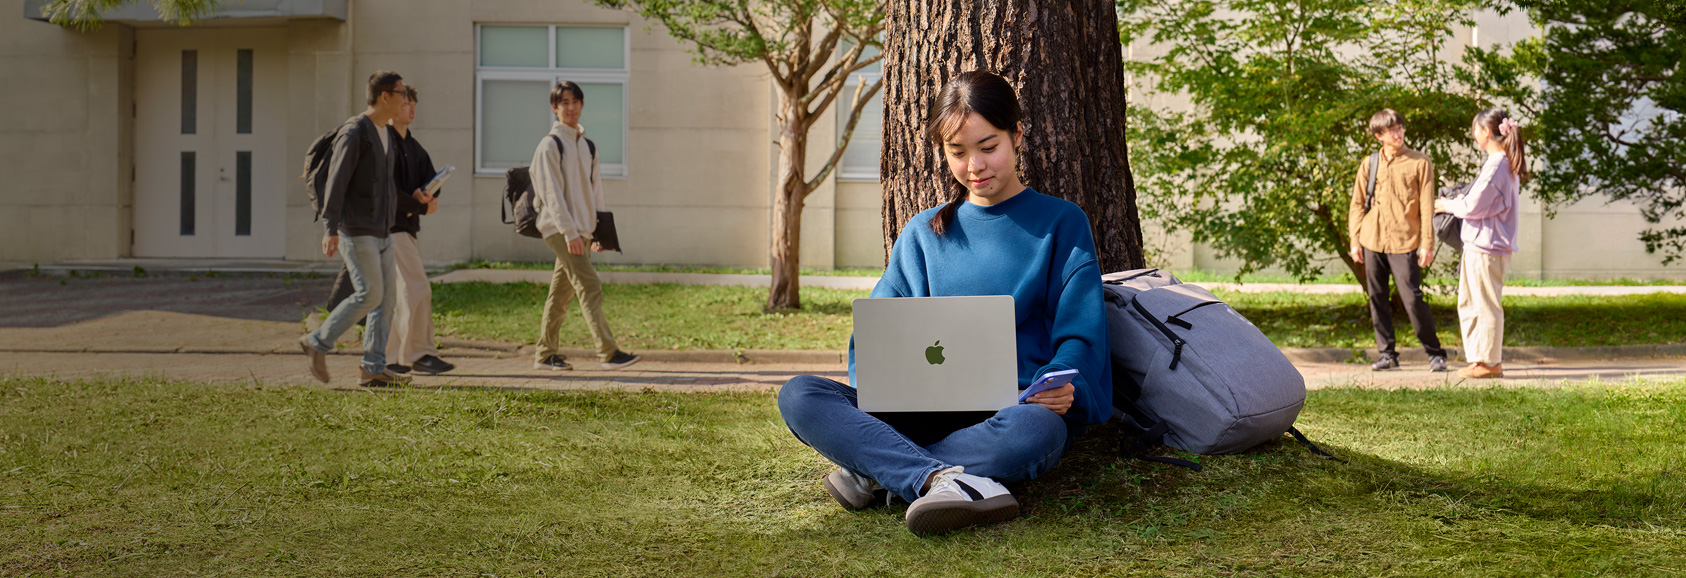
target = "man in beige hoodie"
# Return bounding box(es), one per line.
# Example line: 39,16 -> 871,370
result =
531,81 -> 639,371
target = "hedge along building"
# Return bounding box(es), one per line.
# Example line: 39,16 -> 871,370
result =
1,0 -> 888,271
2,0 -> 1680,280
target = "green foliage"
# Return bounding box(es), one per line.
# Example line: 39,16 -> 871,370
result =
1469,0 -> 1686,263
35,0 -> 218,30
1120,0 -> 1492,282
593,0 -> 879,71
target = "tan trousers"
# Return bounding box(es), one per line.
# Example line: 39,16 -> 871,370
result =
1457,251 -> 1509,365
537,234 -> 618,361
385,232 -> 440,364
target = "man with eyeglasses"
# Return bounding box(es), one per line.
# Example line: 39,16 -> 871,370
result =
299,70 -> 412,387
1348,108 -> 1449,373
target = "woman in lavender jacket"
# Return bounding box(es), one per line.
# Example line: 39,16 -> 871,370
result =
1435,109 -> 1528,379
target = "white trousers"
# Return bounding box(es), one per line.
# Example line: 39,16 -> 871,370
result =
385,232 -> 440,364
1457,251 -> 1509,365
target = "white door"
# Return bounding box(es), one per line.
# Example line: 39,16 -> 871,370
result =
134,28 -> 286,258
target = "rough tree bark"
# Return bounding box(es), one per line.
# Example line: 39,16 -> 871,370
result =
879,0 -> 1144,270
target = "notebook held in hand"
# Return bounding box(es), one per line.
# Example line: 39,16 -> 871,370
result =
593,212 -> 621,252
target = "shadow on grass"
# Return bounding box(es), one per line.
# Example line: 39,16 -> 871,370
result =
1022,420 -> 1686,535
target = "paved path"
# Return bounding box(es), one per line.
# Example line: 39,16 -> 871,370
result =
3,350 -> 1681,393
2,271 -> 1681,392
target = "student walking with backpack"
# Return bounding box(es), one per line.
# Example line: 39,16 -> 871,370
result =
319,86 -> 455,376
1435,109 -> 1527,379
530,82 -> 639,371
1348,109 -> 1450,373
777,71 -> 1110,535
299,71 -> 410,387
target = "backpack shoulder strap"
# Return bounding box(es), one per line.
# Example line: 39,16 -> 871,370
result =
585,138 -> 596,160
1365,152 -> 1379,213
548,134 -> 564,160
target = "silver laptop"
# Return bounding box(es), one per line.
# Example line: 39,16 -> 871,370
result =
853,296 -> 1019,412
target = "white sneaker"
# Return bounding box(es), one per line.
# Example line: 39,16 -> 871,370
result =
823,468 -> 886,511
904,466 -> 1019,535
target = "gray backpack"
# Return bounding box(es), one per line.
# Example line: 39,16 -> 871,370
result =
1102,269 -> 1334,469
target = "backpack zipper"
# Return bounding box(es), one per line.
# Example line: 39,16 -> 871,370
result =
1164,300 -> 1222,330
1130,296 -> 1187,370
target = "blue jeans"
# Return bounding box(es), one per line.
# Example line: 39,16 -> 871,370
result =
305,234 -> 396,375
777,375 -> 1070,502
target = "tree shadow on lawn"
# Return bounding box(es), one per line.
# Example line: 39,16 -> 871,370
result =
1016,421 -> 1686,536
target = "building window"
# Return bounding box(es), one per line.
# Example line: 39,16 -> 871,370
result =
836,42 -> 881,182
476,25 -> 629,177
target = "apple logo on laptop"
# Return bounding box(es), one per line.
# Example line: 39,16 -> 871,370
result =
925,340 -> 945,365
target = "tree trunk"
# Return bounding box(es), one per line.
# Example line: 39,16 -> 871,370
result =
768,101 -> 810,311
880,0 -> 1144,270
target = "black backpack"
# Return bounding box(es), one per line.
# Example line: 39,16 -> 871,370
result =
1433,182 -> 1470,252
503,134 -> 596,239
300,120 -> 354,222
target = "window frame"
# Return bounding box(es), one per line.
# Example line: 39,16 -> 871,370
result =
474,24 -> 631,178
834,69 -> 882,182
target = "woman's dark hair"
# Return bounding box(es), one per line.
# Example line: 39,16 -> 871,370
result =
403,85 -> 418,103
924,71 -> 1023,236
366,70 -> 403,106
550,81 -> 585,108
1474,108 -> 1529,184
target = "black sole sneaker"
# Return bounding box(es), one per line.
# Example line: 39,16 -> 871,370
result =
534,355 -> 572,371
412,356 -> 455,375
601,351 -> 641,370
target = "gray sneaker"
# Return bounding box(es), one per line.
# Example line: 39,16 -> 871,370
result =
823,468 -> 887,511
1428,355 -> 1449,372
299,337 -> 329,383
904,467 -> 1019,535
1370,356 -> 1400,371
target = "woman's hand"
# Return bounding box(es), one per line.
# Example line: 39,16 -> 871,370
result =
1433,198 -> 1451,214
1026,384 -> 1076,415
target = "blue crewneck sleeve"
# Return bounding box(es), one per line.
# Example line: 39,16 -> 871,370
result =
848,189 -> 1113,426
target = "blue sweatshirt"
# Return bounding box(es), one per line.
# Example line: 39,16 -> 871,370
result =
849,189 -> 1113,427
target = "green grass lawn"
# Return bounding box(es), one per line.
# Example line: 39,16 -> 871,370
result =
2,375 -> 1683,576
431,282 -> 1686,351
447,259 -> 886,278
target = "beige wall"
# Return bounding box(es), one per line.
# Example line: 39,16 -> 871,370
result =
0,2 -> 131,263
1,0 -> 1677,278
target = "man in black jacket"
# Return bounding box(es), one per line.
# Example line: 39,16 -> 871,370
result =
299,70 -> 411,388
322,85 -> 455,375
382,85 -> 454,374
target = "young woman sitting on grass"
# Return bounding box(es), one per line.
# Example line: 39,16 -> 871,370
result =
776,71 -> 1110,535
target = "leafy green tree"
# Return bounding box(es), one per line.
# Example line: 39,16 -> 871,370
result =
35,0 -> 216,30
595,0 -> 883,310
1469,0 -> 1686,263
1119,0 -> 1490,286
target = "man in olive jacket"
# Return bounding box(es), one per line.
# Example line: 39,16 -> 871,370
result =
1348,109 -> 1449,372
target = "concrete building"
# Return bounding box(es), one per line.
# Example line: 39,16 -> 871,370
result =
1,0 -> 885,272
1,0 -> 1679,279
